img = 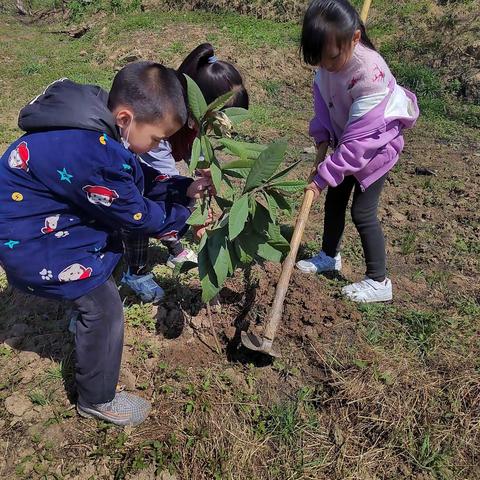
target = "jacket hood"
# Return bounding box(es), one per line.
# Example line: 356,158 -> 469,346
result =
18,78 -> 120,140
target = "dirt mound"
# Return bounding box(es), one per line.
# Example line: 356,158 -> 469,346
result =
179,263 -> 361,362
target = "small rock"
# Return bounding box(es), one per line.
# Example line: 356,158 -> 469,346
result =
79,50 -> 87,56
4,393 -> 33,417
224,325 -> 236,339
120,52 -> 141,64
120,368 -> 136,390
3,337 -> 22,348
158,470 -> 177,480
190,316 -> 203,330
18,351 -> 40,364
145,358 -> 156,370
387,208 -> 407,223
223,367 -> 245,388
18,368 -> 36,384
303,146 -> 317,154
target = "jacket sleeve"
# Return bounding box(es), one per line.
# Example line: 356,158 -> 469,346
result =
313,70 -> 392,189
313,131 -> 387,189
73,164 -> 193,237
309,82 -> 331,145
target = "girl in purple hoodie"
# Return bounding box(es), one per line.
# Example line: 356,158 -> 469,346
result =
296,0 -> 419,303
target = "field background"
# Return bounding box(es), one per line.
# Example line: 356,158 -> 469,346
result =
0,0 -> 479,479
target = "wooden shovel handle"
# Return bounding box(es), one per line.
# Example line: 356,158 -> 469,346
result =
360,0 -> 373,23
263,143 -> 328,341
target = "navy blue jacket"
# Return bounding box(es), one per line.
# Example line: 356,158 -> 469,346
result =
0,79 -> 192,300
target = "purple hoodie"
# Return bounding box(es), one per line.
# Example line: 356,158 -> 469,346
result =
309,44 -> 419,191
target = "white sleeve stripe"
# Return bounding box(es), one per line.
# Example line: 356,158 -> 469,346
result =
385,85 -> 417,120
347,88 -> 389,124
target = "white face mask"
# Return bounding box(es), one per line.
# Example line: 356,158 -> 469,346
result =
120,118 -> 133,150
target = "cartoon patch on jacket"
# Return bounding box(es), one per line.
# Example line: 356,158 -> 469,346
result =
155,174 -> 171,182
41,214 -> 60,234
8,141 -> 30,172
58,263 -> 93,282
158,230 -> 178,241
82,185 -> 119,207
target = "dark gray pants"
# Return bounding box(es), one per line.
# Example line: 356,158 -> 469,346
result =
73,276 -> 124,405
322,174 -> 387,282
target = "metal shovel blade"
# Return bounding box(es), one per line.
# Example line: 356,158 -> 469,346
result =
240,331 -> 281,358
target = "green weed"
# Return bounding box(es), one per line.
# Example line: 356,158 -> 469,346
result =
29,389 -> 49,406
398,310 -> 442,356
400,230 -> 417,255
125,304 -> 157,331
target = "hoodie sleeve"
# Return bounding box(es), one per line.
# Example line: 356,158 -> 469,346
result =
309,82 -> 331,145
30,131 -> 193,239
313,61 -> 393,189
77,163 -> 193,238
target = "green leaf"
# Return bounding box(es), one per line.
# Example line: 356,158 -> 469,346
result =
228,194 -> 250,240
173,260 -> 198,275
244,141 -> 288,193
201,136 -> 214,165
266,159 -> 302,183
222,159 -> 254,179
189,137 -> 201,174
215,196 -> 233,210
235,227 -> 265,260
207,91 -> 235,112
218,138 -> 249,160
210,160 -> 223,194
264,190 -> 292,213
198,246 -> 220,303
223,107 -> 250,125
234,239 -> 253,264
223,167 -> 251,179
186,203 -> 209,226
220,140 -> 268,160
263,192 -> 277,222
221,159 -> 255,170
185,75 -> 207,122
252,201 -> 271,236
207,227 -> 232,287
257,242 -> 283,263
267,224 -> 290,254
269,179 -> 307,192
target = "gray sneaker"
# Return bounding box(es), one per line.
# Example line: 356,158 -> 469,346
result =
77,391 -> 151,426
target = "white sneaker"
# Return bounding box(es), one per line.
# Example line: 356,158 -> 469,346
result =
296,251 -> 341,274
166,248 -> 198,269
342,278 -> 393,303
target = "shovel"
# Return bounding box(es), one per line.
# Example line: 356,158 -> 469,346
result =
241,0 -> 375,358
240,145 -> 328,357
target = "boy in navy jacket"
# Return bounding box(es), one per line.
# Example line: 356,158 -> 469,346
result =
0,61 -> 212,426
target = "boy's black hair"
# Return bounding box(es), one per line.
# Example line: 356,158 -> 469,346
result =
301,0 -> 376,66
177,43 -> 249,109
108,61 -> 188,125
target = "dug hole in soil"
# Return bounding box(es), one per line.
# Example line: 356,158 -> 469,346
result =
159,262 -> 360,368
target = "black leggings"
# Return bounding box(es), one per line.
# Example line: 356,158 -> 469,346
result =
322,174 -> 387,282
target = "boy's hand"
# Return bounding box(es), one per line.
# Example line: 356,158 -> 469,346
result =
192,208 -> 214,240
187,177 -> 216,199
306,181 -> 322,201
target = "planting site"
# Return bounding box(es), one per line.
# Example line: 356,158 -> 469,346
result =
0,0 -> 479,478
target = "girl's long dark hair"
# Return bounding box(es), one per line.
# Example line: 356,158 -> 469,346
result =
177,43 -> 249,109
301,0 -> 375,66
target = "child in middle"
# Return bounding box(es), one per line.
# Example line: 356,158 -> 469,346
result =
122,43 -> 249,303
